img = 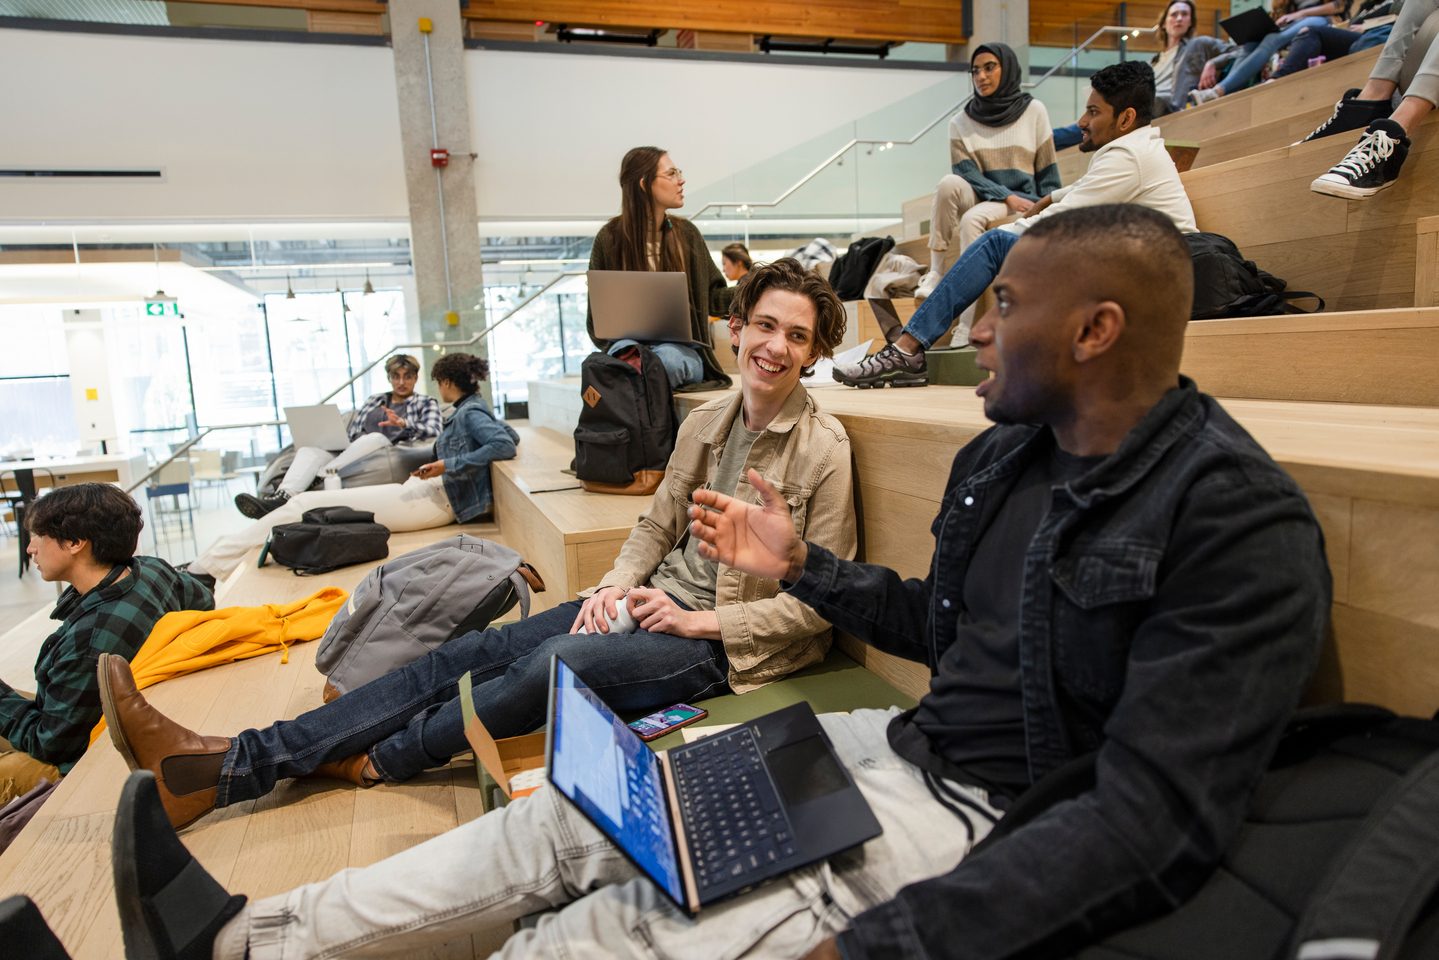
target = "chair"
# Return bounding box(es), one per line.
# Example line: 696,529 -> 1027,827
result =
190,449 -> 241,509
1,466 -> 54,578
144,459 -> 198,558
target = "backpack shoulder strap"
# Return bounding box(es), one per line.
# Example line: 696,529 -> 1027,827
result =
1291,730 -> 1439,960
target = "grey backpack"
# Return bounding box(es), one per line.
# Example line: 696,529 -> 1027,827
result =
314,534 -> 545,699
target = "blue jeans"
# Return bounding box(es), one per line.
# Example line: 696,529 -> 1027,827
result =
902,228 -> 1020,348
1223,17 -> 1331,92
215,600 -> 730,805
1052,123 -> 1083,150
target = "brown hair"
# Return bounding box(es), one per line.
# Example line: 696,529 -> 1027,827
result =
612,146 -> 685,275
728,258 -> 847,377
721,243 -> 752,272
430,352 -> 489,396
1154,0 -> 1197,44
384,353 -> 419,377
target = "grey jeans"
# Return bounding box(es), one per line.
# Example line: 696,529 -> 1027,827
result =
216,708 -> 999,960
1373,0 -> 1439,106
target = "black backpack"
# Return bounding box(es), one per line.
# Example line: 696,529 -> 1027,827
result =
1186,231 -> 1324,320
262,506 -> 391,575
981,705 -> 1439,960
573,345 -> 677,496
829,236 -> 896,300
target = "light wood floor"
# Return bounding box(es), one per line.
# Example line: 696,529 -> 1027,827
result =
0,523 -> 513,959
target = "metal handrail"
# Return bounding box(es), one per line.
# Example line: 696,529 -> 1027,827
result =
689,24 -> 1142,219
126,270 -> 586,494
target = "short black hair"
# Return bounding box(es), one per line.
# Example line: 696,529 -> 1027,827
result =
26,483 -> 143,566
1024,203 -> 1193,336
1091,61 -> 1155,126
430,351 -> 489,395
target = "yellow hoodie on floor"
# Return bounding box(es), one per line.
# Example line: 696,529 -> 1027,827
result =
89,587 -> 347,742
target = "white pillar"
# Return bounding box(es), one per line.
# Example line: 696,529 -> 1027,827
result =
62,309 -> 120,452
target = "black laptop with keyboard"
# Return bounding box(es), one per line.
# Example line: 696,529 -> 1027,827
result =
545,655 -> 882,915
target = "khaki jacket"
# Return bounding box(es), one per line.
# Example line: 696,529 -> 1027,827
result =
593,385 -> 856,693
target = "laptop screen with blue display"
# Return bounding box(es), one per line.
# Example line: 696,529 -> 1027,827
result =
548,657 -> 685,905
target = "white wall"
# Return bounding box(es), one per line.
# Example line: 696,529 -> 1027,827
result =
0,30 -> 408,223
0,25 -> 955,230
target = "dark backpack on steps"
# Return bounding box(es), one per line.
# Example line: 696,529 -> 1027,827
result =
1186,231 -> 1324,320
263,506 -> 391,575
980,704 -> 1439,960
573,345 -> 678,496
829,236 -> 896,301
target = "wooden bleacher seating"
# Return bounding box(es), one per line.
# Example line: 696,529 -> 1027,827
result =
489,424 -> 647,615
672,386 -> 1439,717
0,523 -> 512,959
1182,111 -> 1438,312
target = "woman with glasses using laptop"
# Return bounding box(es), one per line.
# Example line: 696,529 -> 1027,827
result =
585,146 -> 733,391
912,42 -> 1060,344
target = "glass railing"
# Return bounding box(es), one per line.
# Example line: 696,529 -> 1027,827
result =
681,28 -> 1153,241
483,270 -> 592,410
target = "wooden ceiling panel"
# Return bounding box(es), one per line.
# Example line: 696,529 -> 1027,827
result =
1029,1 -> 1230,50
463,0 -> 969,45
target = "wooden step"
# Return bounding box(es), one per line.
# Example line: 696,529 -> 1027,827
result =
1182,308 -> 1439,406
1419,216 -> 1439,309
490,424 -> 645,615
1182,111 -> 1439,312
1154,45 -> 1381,145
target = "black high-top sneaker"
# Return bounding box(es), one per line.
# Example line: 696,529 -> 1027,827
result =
1295,89 -> 1392,144
1310,119 -> 1410,200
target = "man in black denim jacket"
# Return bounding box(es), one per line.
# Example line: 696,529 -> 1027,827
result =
687,204 -> 1332,959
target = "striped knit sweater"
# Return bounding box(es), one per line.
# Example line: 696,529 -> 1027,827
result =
949,99 -> 1063,203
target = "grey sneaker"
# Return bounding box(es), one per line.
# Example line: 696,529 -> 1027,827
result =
832,343 -> 928,388
1187,86 -> 1221,106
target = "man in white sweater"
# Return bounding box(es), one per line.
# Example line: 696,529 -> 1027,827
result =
835,61 -> 1198,388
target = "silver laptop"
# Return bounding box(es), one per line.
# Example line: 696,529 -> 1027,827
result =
284,404 -> 349,451
587,270 -> 696,344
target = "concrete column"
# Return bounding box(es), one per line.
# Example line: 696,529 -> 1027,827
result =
949,0 -> 1030,71
389,0 -> 489,400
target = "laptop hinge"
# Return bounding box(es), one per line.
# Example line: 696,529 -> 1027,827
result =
658,750 -> 702,914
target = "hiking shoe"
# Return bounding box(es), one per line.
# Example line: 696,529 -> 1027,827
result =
1294,89 -> 1390,144
914,270 -> 941,301
1187,86 -> 1221,106
1311,120 -> 1409,200
832,343 -> 928,388
233,490 -> 288,519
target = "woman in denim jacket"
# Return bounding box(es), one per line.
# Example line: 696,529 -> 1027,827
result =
188,352 -> 517,580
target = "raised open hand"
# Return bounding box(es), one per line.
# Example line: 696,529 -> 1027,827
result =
688,469 -> 807,583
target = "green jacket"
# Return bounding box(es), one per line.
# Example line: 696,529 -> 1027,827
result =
0,556 -> 213,772
586,215 -> 734,390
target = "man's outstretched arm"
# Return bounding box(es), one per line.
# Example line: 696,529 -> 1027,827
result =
691,469 -> 932,663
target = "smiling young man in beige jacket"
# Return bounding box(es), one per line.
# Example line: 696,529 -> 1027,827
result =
97,257 -> 857,834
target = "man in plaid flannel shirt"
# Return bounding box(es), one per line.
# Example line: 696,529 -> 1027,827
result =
0,484 -> 211,803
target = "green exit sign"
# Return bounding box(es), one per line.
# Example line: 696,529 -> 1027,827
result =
145,300 -> 180,316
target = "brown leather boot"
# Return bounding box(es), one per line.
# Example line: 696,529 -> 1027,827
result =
96,654 -> 231,830
305,753 -> 378,787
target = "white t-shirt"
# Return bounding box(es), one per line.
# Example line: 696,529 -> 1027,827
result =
1003,125 -> 1199,236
